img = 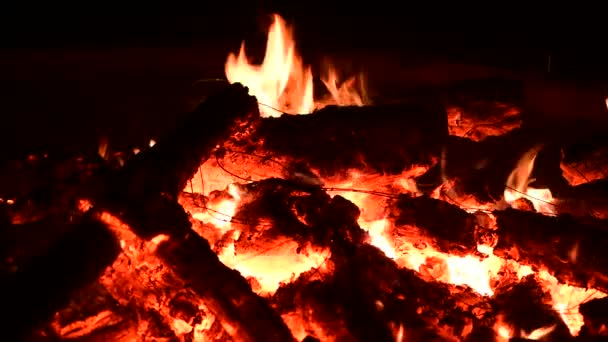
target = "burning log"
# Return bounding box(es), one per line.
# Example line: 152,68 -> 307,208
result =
85,84 -> 295,341
93,83 -> 260,236
391,193 -> 608,295
253,101 -> 448,175
416,127 -> 571,202
494,208 -> 608,293
157,232 -> 294,342
390,194 -> 483,256
0,215 -> 120,340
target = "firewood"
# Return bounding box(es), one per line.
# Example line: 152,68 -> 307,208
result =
85,84 -> 295,341
494,209 -> 608,293
253,101 -> 448,175
93,83 -> 259,218
390,194 -> 481,256
0,215 -> 120,341
157,233 -> 294,342
416,128 -> 571,202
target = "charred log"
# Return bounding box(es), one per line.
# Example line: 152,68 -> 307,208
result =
416,127 -> 571,202
495,209 -> 608,293
254,101 -> 448,176
91,83 -> 259,239
118,83 -> 258,199
157,232 -> 293,342
390,194 -> 486,255
0,216 -> 120,340
84,84 -> 294,341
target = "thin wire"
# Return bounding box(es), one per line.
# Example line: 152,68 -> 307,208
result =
215,153 -> 252,182
321,186 -> 400,199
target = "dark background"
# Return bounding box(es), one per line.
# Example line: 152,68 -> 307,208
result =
0,7 -> 606,161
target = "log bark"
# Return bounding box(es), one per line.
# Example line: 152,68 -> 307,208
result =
87,84 -> 294,342
253,101 -> 448,175
495,209 -> 608,293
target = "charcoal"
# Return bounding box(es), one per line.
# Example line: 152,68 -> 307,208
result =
254,101 -> 447,175
157,232 -> 294,342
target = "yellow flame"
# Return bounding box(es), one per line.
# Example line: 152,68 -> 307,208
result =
225,14 -> 366,117
225,14 -> 313,117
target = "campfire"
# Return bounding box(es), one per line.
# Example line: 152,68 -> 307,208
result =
3,14 -> 608,342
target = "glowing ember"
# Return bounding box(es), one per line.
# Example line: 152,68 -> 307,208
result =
186,178 -> 329,296
219,239 -> 330,295
504,146 -> 557,215
225,14 -> 366,117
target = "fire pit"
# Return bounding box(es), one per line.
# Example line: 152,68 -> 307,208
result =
2,13 -> 608,342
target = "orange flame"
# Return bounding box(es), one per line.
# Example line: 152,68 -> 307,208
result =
225,14 -> 366,117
